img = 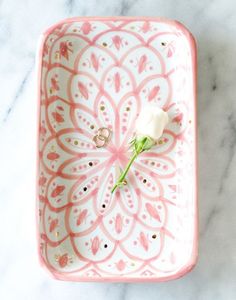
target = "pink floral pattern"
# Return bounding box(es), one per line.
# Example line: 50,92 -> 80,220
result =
37,18 -> 197,281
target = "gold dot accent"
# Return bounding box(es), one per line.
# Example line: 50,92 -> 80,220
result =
152,234 -> 157,239
126,107 -> 130,111
151,162 -> 155,166
158,140 -> 163,144
74,140 -> 79,145
49,88 -> 53,94
55,231 -> 59,237
189,120 -> 192,123
90,125 -> 95,129
100,106 -> 105,111
161,42 -> 166,46
102,42 -> 107,47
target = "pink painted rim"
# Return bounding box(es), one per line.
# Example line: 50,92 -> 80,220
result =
36,16 -> 198,282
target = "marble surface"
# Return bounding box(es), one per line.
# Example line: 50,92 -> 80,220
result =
0,0 -> 235,299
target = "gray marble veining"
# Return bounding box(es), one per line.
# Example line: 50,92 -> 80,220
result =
0,0 -> 236,299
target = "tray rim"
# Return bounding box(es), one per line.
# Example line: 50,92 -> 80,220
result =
36,16 -> 198,282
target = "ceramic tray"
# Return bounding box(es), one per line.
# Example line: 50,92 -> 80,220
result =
36,17 -> 197,282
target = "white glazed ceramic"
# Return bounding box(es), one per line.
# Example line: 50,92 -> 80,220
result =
37,17 -> 197,282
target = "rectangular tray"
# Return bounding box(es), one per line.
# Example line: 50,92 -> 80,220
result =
36,16 -> 197,282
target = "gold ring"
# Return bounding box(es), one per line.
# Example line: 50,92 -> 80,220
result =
93,127 -> 112,148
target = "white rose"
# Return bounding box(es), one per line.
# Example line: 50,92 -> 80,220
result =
135,105 -> 169,141
112,105 -> 169,193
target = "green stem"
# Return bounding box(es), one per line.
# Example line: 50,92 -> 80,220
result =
111,151 -> 138,193
111,137 -> 149,193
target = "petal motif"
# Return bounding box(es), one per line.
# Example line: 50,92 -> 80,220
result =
121,223 -> 163,260
103,67 -> 133,100
122,46 -> 164,85
94,247 -> 143,275
129,166 -> 163,200
47,176 -> 75,209
137,198 -> 167,229
94,164 -> 117,215
50,36 -> 88,68
67,199 -> 99,235
70,174 -> 99,204
71,74 -> 99,106
72,231 -> 116,262
118,95 -> 140,147
102,204 -> 134,241
57,129 -> 96,154
95,31 -> 141,59
41,137 -> 72,174
45,237 -> 88,272
46,67 -> 72,104
43,205 -> 68,243
77,46 -> 116,80
136,155 -> 176,179
137,76 -> 171,109
166,101 -> 190,137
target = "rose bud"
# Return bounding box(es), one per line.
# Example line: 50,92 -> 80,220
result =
111,105 -> 169,193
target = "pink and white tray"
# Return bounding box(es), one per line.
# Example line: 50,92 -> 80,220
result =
36,17 -> 197,282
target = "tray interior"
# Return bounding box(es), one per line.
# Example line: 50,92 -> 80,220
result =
37,17 -> 197,281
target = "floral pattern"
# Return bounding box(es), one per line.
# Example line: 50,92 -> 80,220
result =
37,18 -> 197,281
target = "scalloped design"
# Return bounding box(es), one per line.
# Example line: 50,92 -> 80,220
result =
37,17 -> 197,282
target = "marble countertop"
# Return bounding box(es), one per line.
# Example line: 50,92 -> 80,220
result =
0,0 -> 236,299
